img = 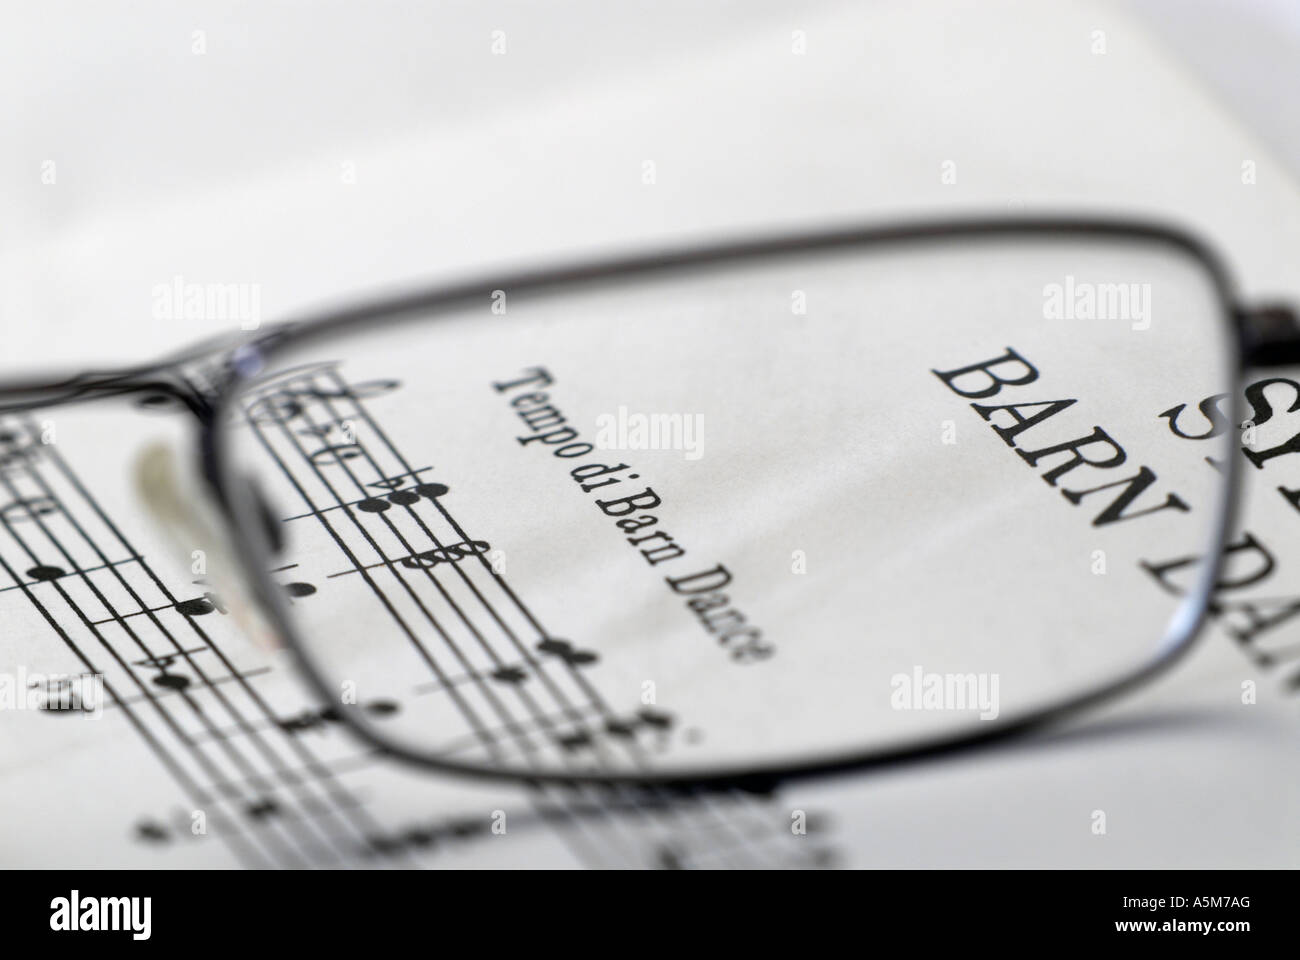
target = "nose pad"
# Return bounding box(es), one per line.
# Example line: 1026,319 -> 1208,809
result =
134,440 -> 284,650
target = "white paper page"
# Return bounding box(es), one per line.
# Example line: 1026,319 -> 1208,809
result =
1,0 -> 1296,868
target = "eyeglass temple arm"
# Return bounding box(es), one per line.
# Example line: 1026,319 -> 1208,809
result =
1239,305 -> 1300,368
0,367 -> 213,421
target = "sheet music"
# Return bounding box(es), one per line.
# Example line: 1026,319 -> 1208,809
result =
2,0 -> 1297,868
0,372 -> 839,868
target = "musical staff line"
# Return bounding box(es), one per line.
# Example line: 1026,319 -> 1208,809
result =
239,374 -> 723,863
0,556 -> 142,593
40,416 -> 423,866
313,367 -> 800,867
280,472 -> 435,521
0,362 -> 836,869
102,667 -> 274,709
235,366 -> 811,868
306,374 -> 632,761
248,375 -> 684,865
281,374 -> 742,864
0,415 -> 422,868
0,442 -> 346,866
0,531 -> 274,868
296,383 -> 623,764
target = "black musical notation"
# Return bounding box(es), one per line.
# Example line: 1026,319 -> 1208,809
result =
277,699 -> 399,734
0,414 -> 401,869
398,540 -> 490,570
559,710 -> 678,753
244,798 -> 280,820
231,361 -> 842,863
134,819 -> 171,843
175,595 -> 221,616
25,563 -> 65,581
535,637 -> 599,666
490,665 -> 527,684
245,378 -> 401,426
230,366 -> 838,867
0,362 -> 837,870
0,438 -> 41,472
182,576 -> 315,611
308,443 -> 364,466
1,496 -> 59,522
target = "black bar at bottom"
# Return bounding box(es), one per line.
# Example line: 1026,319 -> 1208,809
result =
6,868 -> 1287,947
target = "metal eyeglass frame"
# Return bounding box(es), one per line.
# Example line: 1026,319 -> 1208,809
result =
2,214 -> 1296,793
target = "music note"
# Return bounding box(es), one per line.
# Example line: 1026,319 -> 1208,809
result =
132,649 -> 205,691
278,699 -> 398,734
398,540 -> 490,570
25,564 -> 66,582
132,650 -> 197,671
133,820 -> 170,844
599,709 -> 675,744
295,422 -> 340,440
0,439 -> 39,471
490,665 -> 528,684
174,596 -> 218,616
0,497 -> 59,522
637,708 -> 673,730
603,718 -> 637,738
353,483 -> 446,514
296,380 -> 400,401
535,638 -> 599,666
557,730 -> 594,751
245,392 -> 304,424
244,798 -> 279,819
278,708 -> 335,734
308,444 -> 364,466
244,378 -> 401,427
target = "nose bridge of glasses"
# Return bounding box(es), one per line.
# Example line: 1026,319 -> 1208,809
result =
1238,305 -> 1300,368
133,439 -> 283,651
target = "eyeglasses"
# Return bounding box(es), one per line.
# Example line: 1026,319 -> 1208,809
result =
3,216 -> 1295,792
